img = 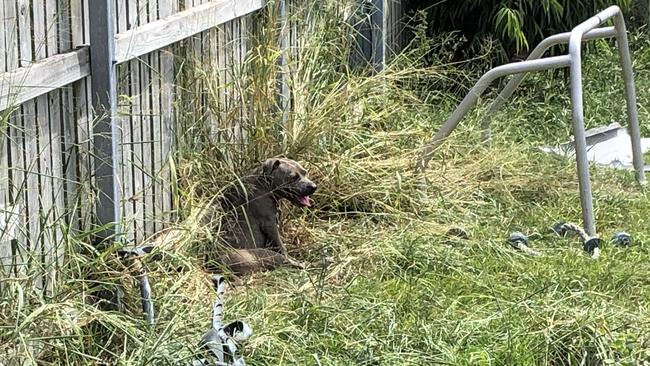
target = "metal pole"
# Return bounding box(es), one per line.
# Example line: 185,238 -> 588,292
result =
480,27 -> 617,143
89,0 -> 122,242
416,56 -> 571,172
418,6 -> 639,236
371,0 -> 385,72
279,0 -> 290,127
567,25 -> 607,237
565,6 -> 623,235
613,12 -> 647,185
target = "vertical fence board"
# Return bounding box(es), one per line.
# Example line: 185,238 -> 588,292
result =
116,0 -> 133,242
59,0 -> 77,233
148,0 -> 163,234
279,0 -> 290,129
138,0 -> 149,238
217,23 -> 226,129
232,17 -> 241,144
8,113 -> 26,277
225,20 -> 233,140
5,0 -> 26,275
71,0 -> 92,232
240,16 -> 249,132
6,0 -> 22,69
0,1 -> 9,279
140,51 -> 153,237
46,0 -> 65,294
33,0 -> 53,292
15,0 -> 35,285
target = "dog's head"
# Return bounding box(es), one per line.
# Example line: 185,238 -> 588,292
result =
262,156 -> 317,207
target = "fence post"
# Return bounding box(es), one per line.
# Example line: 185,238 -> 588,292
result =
371,0 -> 385,72
279,0 -> 290,126
89,0 -> 122,242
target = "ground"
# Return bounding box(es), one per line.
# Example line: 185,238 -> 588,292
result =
3,28 -> 650,366
166,34 -> 650,365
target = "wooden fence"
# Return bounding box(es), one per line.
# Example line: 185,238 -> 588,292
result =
0,0 -> 410,292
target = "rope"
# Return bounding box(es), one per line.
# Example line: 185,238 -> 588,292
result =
198,275 -> 252,366
507,232 -> 541,257
553,222 -> 601,259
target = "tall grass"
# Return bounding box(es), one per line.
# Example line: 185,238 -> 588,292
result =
2,0 -> 650,365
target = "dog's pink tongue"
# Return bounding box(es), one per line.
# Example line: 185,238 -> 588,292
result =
298,196 -> 311,207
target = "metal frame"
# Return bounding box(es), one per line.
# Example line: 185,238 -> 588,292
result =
279,0 -> 290,126
371,0 -> 386,72
89,0 -> 122,242
416,6 -> 646,236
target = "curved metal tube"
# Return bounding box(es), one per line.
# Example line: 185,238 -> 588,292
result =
480,26 -> 617,141
567,5 -> 643,235
417,6 -> 645,236
415,55 -> 571,172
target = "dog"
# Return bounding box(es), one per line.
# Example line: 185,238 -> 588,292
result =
215,156 -> 317,275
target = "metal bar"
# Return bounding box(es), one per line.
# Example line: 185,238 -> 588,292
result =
89,0 -> 122,242
613,11 -> 646,186
371,0 -> 385,72
568,6 -> 627,236
418,5 -> 643,237
416,55 -> 571,172
480,27 -> 617,142
569,41 -> 596,236
356,2 -> 372,67
279,0 -> 290,126
138,268 -> 155,325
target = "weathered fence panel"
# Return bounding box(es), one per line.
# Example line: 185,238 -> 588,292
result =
351,0 -> 408,71
0,0 -> 410,291
0,0 -> 93,292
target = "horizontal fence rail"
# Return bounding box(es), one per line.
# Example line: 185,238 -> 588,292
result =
0,47 -> 90,111
115,0 -> 264,64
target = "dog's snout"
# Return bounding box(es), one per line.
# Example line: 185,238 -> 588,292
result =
305,182 -> 317,195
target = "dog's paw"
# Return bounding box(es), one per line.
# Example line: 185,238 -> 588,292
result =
285,256 -> 307,270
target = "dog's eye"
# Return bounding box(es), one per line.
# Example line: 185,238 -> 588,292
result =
290,173 -> 299,180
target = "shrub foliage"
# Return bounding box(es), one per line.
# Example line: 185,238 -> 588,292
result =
420,0 -> 634,61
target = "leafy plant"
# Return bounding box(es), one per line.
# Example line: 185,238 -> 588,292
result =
418,0 -> 634,62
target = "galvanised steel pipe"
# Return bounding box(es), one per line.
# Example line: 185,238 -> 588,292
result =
415,55 -> 571,172
480,27 -> 617,142
417,6 -> 646,236
567,5 -> 643,236
613,9 -> 646,186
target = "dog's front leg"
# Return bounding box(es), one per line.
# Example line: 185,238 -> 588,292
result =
261,223 -> 306,270
261,222 -> 288,256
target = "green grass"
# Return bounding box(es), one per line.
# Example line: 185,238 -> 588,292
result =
2,3 -> 650,365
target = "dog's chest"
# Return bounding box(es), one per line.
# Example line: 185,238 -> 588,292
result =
229,197 -> 279,248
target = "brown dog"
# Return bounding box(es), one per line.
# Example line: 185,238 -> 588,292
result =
216,156 -> 317,275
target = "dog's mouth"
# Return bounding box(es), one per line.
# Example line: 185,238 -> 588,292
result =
291,195 -> 312,208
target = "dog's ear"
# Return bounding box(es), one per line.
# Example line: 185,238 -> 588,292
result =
263,158 -> 282,175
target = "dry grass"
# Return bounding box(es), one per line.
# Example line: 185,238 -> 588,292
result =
2,2 -> 650,365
